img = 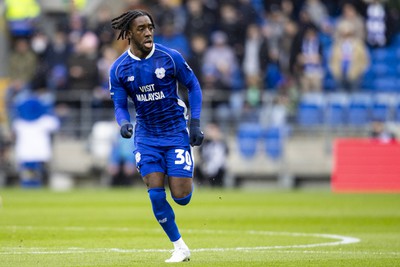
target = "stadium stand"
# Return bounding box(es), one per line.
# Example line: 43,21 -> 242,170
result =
264,126 -> 284,160
297,93 -> 325,127
347,93 -> 372,126
236,122 -> 263,159
325,92 -> 349,126
0,0 -> 399,188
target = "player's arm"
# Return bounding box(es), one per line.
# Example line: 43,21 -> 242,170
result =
173,51 -> 204,146
109,68 -> 133,138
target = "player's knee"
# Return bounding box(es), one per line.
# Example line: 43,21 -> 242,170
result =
172,186 -> 193,206
173,192 -> 192,206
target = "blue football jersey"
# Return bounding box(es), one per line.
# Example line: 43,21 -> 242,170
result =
109,44 -> 202,146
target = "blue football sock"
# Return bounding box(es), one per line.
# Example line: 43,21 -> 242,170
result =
148,188 -> 181,242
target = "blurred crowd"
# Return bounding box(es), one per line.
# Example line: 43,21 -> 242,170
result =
0,0 -> 400,186
1,0 -> 400,129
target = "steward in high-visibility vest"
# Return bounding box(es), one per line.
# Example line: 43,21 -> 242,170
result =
73,0 -> 86,12
4,0 -> 41,36
5,0 -> 40,21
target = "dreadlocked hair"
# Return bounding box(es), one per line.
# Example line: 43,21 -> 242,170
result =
111,10 -> 155,42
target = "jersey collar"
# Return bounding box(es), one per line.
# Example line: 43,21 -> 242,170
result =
128,44 -> 155,60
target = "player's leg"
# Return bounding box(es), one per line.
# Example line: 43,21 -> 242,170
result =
143,172 -> 182,244
161,146 -> 195,262
135,145 -> 185,260
161,176 -> 191,262
143,172 -> 190,263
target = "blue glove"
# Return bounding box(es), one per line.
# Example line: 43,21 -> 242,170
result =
120,123 -> 133,139
189,119 -> 204,146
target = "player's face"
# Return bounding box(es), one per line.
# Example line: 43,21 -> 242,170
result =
129,16 -> 154,57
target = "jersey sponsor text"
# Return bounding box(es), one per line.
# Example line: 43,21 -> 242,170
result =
136,91 -> 166,102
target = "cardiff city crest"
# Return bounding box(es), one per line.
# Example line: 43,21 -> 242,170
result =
154,68 -> 166,79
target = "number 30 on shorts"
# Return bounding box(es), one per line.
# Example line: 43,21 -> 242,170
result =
174,149 -> 192,166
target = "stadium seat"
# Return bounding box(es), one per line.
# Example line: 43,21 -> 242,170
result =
371,93 -> 395,121
371,63 -> 397,76
373,77 -> 398,92
360,66 -> 375,90
325,93 -> 349,126
371,48 -> 397,65
297,93 -> 325,126
236,122 -> 263,158
263,127 -> 283,160
347,93 -> 372,126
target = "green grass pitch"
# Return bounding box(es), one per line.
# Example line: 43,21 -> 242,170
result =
0,187 -> 399,266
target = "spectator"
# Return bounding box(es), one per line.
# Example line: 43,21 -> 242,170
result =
5,79 -> 30,124
261,4 -> 295,90
260,94 -> 289,128
278,14 -> 299,77
238,0 -> 262,26
241,75 -> 262,123
8,38 -> 38,87
184,0 -> 215,39
202,31 -> 242,122
202,30 -> 241,93
67,31 -> 99,94
151,0 -> 186,34
289,7 -> 317,76
387,0 -> 400,34
30,31 -> 50,64
45,29 -> 72,91
242,24 -> 266,80
329,21 -> 369,92
217,3 -> 247,62
30,31 -> 52,91
187,34 -> 208,85
107,128 -> 137,187
92,4 -> 115,48
301,0 -> 331,33
369,118 -> 396,143
241,23 -> 270,101
92,44 -> 118,119
291,25 -> 324,93
281,0 -> 297,21
12,94 -> 59,187
261,4 -> 286,66
244,75 -> 263,109
64,31 -> 99,136
364,0 -> 396,47
154,20 -> 190,58
334,2 -> 366,41
97,45 -> 118,92
67,12 -> 87,47
196,122 -> 229,187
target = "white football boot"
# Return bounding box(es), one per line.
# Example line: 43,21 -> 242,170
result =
165,247 -> 191,263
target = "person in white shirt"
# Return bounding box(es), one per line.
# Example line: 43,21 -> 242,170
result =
12,96 -> 59,187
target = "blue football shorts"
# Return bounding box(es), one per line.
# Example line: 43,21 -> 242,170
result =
134,142 -> 194,178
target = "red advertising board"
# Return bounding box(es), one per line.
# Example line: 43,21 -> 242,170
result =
332,138 -> 400,192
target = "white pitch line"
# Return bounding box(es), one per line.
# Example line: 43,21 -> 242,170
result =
0,227 -> 362,255
2,248 -> 399,256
